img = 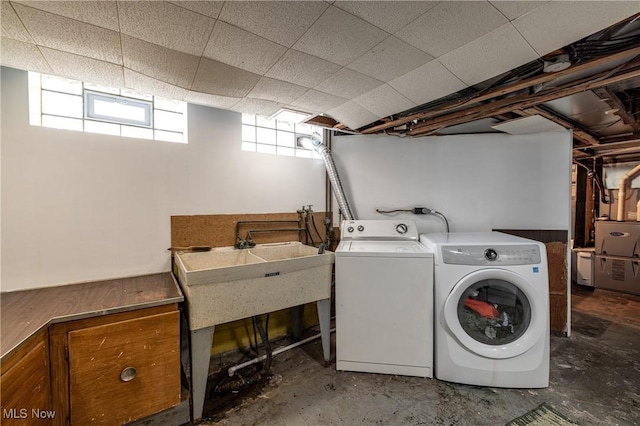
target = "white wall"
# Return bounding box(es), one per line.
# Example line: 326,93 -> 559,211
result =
1,67 -> 325,291
332,132 -> 572,233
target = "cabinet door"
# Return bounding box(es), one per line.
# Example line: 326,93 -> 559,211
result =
67,311 -> 180,425
1,332 -> 52,425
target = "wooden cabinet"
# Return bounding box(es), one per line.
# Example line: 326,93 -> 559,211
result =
49,305 -> 181,426
0,330 -> 52,425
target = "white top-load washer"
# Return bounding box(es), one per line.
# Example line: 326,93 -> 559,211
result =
335,220 -> 434,377
420,232 -> 549,388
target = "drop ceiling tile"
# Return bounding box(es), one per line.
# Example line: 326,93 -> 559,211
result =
265,49 -> 342,88
354,84 -> 416,118
395,1 -> 508,58
389,60 -> 466,105
290,90 -> 348,114
489,1 -> 549,21
218,1 -> 329,47
231,97 -> 282,117
40,47 -> 124,88
0,37 -> 52,73
13,1 -> 119,31
513,1 -> 640,56
124,69 -> 188,100
13,3 -> 122,64
327,100 -> 379,130
333,1 -> 438,33
248,77 -> 308,104
203,21 -> 287,75
293,6 -> 389,66
192,58 -> 261,98
1,2 -> 33,43
439,23 -> 538,87
122,35 -> 199,89
346,36 -> 433,82
117,1 -> 215,56
492,115 -> 566,135
314,67 -> 384,99
185,91 -> 240,110
168,1 -> 223,19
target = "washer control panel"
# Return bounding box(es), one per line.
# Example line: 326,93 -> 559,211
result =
442,244 -> 541,265
341,220 -> 418,241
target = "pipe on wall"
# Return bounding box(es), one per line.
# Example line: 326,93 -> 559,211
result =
616,163 -> 640,221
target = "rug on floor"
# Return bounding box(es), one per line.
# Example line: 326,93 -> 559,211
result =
506,402 -> 578,426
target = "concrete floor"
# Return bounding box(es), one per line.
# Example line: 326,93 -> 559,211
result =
196,286 -> 640,426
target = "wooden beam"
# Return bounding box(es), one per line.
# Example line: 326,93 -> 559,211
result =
407,64 -> 640,136
592,87 -> 640,133
360,45 -> 640,134
305,115 -> 338,128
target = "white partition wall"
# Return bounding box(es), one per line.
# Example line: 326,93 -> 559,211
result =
331,132 -> 572,234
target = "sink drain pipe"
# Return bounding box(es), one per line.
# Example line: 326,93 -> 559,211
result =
298,132 -> 355,221
228,328 -> 336,377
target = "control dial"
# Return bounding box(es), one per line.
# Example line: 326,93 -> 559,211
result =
484,248 -> 498,261
347,226 -> 354,233
357,225 -> 364,232
395,223 -> 408,234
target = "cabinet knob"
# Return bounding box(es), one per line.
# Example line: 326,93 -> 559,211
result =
120,367 -> 137,382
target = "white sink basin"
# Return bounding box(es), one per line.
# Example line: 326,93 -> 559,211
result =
175,242 -> 334,330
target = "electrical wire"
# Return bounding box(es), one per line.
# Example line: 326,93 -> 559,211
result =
310,214 -> 323,246
432,210 -> 450,233
375,208 -> 413,213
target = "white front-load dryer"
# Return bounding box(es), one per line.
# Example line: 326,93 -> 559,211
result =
420,232 -> 550,388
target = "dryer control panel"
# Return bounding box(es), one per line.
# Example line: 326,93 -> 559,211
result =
441,244 -> 542,265
341,220 -> 419,241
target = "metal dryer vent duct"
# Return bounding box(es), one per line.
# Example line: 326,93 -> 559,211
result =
298,132 -> 355,221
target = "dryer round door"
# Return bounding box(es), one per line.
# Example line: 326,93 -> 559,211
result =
443,268 -> 546,359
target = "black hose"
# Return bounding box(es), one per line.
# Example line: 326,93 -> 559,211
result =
433,210 -> 450,233
311,214 -> 323,245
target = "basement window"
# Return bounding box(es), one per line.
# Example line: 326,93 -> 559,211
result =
241,113 -> 322,159
28,72 -> 188,143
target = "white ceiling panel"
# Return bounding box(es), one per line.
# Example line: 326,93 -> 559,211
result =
314,67 -> 384,99
168,1 -> 223,19
389,60 -> 466,105
117,1 -> 215,57
192,58 -> 261,98
290,89 -> 348,114
347,36 -> 433,82
203,21 -> 287,75
489,1 -> 549,21
265,49 -> 342,88
185,91 -> 240,110
218,1 -> 329,47
513,1 -> 640,57
248,77 -> 308,105
293,6 -> 389,66
124,69 -> 188,101
231,97 -> 281,117
40,47 -> 124,88
334,1 -> 438,34
14,1 -> 119,31
395,1 -> 508,58
492,115 -> 567,135
328,100 -> 379,130
439,23 -> 539,87
1,2 -> 33,43
122,35 -> 199,89
354,84 -> 416,118
0,37 -> 52,73
13,3 -> 122,64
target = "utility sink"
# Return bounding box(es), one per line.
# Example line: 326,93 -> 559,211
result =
174,242 -> 334,423
176,242 -> 334,329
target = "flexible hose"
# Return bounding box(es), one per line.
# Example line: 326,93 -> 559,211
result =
316,143 -> 355,221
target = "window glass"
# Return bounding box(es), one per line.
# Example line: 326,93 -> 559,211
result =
256,116 -> 276,129
257,127 -> 276,145
242,113 -> 255,125
277,130 -> 295,147
256,144 -> 277,154
28,71 -> 187,143
242,142 -> 257,152
242,125 -> 256,142
241,113 -> 323,159
457,279 -> 531,346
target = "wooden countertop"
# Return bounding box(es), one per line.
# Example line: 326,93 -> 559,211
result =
1,272 -> 183,361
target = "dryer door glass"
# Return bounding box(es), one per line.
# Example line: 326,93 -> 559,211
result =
456,279 -> 532,346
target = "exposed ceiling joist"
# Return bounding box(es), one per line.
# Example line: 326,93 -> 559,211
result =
592,87 -> 640,133
516,106 -> 601,146
361,45 -> 640,135
407,62 -> 640,137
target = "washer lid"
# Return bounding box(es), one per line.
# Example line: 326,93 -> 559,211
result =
337,241 -> 433,257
